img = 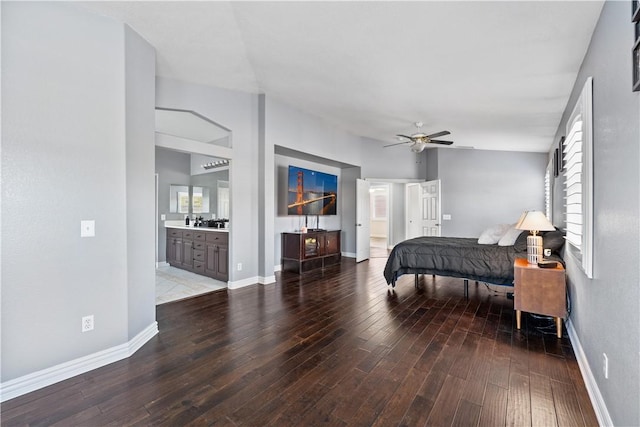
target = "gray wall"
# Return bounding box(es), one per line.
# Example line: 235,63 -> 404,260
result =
425,149 -> 439,181
124,25 -> 157,340
1,2 -> 155,381
436,148 -> 548,237
359,137 -> 427,180
552,2 -> 639,425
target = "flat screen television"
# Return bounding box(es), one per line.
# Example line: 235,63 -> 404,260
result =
287,165 -> 338,215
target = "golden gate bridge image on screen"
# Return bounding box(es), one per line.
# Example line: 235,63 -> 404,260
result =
287,169 -> 337,215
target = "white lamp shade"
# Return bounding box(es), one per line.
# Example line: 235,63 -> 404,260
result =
515,211 -> 555,233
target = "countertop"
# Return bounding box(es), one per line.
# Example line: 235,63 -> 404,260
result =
165,223 -> 229,232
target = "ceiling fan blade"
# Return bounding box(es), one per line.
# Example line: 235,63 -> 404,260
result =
425,130 -> 451,139
396,134 -> 416,140
383,141 -> 410,148
429,139 -> 454,145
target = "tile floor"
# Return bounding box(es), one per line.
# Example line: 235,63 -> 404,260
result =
156,265 -> 226,305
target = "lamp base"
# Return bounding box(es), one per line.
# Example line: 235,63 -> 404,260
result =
527,235 -> 543,264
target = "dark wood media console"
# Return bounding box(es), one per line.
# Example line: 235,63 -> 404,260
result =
281,230 -> 341,274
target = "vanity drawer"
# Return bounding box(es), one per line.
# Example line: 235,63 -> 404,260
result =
193,241 -> 206,251
168,229 -> 183,238
193,231 -> 207,242
183,230 -> 194,239
206,232 -> 228,245
193,260 -> 205,274
193,249 -> 205,262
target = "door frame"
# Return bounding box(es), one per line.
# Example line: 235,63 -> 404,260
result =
356,179 -> 371,263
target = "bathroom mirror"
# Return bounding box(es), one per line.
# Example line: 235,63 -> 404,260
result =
192,186 -> 210,214
169,185 -> 211,214
169,185 -> 190,214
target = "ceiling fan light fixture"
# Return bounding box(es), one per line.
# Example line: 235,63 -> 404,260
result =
410,142 -> 426,153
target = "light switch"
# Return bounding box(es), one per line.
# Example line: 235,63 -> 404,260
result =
160,214 -> 166,221
81,220 -> 95,237
443,214 -> 452,220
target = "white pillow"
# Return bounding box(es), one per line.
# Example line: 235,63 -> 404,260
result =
478,223 -> 512,245
498,226 -> 523,246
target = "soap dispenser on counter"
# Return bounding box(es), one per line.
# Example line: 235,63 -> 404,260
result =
185,216 -> 190,226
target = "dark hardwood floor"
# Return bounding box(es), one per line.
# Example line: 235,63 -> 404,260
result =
2,257 -> 598,426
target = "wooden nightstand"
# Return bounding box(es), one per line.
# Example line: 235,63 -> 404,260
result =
514,258 -> 567,338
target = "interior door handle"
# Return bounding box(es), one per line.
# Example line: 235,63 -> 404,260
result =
435,224 -> 441,226
356,223 -> 362,226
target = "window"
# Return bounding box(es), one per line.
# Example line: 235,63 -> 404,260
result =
563,77 -> 593,278
545,158 -> 553,220
373,194 -> 387,220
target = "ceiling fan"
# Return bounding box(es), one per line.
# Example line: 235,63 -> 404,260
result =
384,122 -> 454,153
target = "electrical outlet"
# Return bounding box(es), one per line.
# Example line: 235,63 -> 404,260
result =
603,353 -> 609,379
237,263 -> 243,271
160,214 -> 166,221
82,315 -> 94,332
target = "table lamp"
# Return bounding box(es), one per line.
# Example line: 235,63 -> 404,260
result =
515,211 -> 556,264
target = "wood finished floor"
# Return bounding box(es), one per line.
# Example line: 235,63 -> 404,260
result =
2,257 -> 598,426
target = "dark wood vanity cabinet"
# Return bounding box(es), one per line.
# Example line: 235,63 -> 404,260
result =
281,230 -> 341,274
204,231 -> 229,281
166,228 -> 228,281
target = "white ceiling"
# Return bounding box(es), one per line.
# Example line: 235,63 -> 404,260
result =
76,1 -> 604,153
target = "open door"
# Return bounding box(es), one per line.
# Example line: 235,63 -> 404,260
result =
420,180 -> 441,236
406,180 -> 442,238
356,179 -> 370,262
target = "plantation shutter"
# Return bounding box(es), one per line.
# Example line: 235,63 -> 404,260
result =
545,159 -> 553,220
564,116 -> 583,249
563,77 -> 593,278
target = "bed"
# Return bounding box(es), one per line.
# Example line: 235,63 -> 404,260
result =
383,230 -> 564,296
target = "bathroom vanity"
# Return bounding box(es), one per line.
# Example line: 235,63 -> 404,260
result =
166,225 -> 228,281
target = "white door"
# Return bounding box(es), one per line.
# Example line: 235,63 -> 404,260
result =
356,179 -> 370,262
406,183 -> 422,239
420,180 -> 441,236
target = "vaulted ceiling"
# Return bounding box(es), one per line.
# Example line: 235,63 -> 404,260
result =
77,1 -> 604,152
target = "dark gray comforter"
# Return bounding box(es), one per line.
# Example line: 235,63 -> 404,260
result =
383,236 -> 527,286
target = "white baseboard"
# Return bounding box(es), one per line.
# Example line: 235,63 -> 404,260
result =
156,261 -> 169,268
274,264 -> 282,273
259,275 -> 276,285
227,276 -> 258,289
0,322 -> 158,403
566,318 -> 613,427
342,252 -> 356,258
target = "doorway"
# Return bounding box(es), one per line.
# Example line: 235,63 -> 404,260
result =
155,147 -> 230,304
369,183 -> 391,258
154,107 -> 233,304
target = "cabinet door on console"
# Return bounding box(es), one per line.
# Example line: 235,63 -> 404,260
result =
325,231 -> 340,255
303,234 -> 320,259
